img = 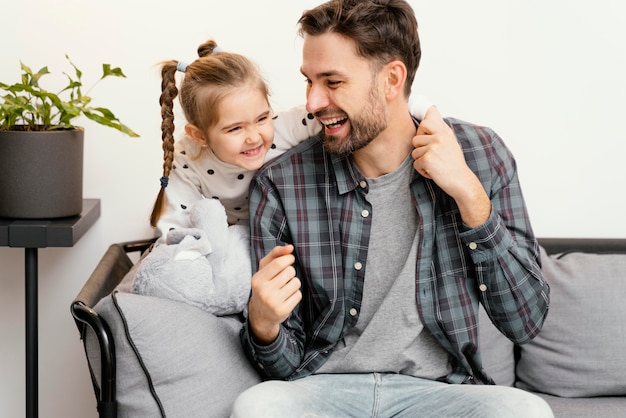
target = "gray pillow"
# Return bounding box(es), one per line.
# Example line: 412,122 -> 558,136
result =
478,305 -> 516,386
87,292 -> 261,417
515,247 -> 626,397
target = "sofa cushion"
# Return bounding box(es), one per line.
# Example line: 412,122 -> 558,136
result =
515,247 -> 626,397
87,292 -> 261,417
478,305 -> 516,386
532,392 -> 626,418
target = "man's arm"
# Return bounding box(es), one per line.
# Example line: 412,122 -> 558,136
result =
412,106 -> 491,228
413,110 -> 549,343
240,175 -> 307,379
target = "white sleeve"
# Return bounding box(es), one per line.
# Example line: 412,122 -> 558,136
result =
271,105 -> 323,154
408,94 -> 437,120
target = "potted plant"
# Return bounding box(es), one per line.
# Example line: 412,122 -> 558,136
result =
0,56 -> 139,219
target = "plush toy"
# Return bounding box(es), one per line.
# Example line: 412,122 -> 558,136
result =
132,198 -> 252,316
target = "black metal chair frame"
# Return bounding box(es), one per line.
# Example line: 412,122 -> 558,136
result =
71,239 -> 155,418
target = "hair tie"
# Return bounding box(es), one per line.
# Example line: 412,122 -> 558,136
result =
160,176 -> 169,188
213,46 -> 224,54
176,61 -> 188,73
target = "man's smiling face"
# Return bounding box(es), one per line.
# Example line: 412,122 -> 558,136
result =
301,32 -> 387,157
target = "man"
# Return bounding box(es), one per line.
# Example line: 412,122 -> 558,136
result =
233,0 -> 552,416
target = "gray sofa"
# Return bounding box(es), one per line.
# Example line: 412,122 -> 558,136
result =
72,238 -> 626,417
479,238 -> 626,417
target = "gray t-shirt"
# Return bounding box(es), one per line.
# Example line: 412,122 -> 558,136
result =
317,155 -> 452,379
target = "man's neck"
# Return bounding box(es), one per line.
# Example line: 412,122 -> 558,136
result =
352,110 -> 416,179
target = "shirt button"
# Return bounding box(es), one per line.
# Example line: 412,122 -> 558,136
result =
468,242 -> 478,250
257,362 -> 264,369
361,210 -> 369,218
354,262 -> 363,271
359,180 -> 367,189
479,284 -> 487,292
349,308 -> 358,317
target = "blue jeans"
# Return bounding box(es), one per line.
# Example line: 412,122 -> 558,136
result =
230,373 -> 553,418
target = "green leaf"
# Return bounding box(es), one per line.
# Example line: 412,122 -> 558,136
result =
32,66 -> 50,86
92,106 -> 115,119
65,54 -> 83,80
83,109 -> 139,137
102,64 -> 126,79
20,62 -> 34,76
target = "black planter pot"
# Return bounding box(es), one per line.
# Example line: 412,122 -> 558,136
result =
0,128 -> 84,219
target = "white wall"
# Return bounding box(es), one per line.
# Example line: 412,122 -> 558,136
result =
1,1 -> 624,416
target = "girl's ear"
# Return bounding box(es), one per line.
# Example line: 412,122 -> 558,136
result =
185,124 -> 208,146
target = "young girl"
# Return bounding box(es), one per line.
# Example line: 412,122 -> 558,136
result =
150,39 -> 434,240
151,39 -> 320,240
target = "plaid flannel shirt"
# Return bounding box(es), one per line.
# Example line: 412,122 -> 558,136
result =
241,117 -> 550,384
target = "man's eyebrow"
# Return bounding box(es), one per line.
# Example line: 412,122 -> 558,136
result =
300,68 -> 344,79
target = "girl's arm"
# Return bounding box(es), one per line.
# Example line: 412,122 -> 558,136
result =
271,105 -> 322,155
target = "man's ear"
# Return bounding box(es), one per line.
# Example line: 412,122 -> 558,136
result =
384,60 -> 407,101
185,124 -> 207,146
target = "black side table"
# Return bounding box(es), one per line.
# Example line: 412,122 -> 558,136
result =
0,199 -> 101,418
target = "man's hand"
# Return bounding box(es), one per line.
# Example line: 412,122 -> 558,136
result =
248,245 -> 302,345
411,106 -> 491,228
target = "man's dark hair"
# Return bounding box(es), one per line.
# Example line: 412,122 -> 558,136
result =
298,0 -> 421,97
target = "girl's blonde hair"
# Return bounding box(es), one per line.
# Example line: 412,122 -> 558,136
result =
150,40 -> 270,227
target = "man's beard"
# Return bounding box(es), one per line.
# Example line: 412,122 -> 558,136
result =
322,86 -> 387,157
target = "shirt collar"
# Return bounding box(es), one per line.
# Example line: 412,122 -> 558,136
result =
328,152 -> 365,195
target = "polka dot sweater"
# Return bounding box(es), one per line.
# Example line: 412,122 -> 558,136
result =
155,106 -> 321,240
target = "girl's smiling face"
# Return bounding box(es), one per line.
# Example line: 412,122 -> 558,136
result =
190,86 -> 275,171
